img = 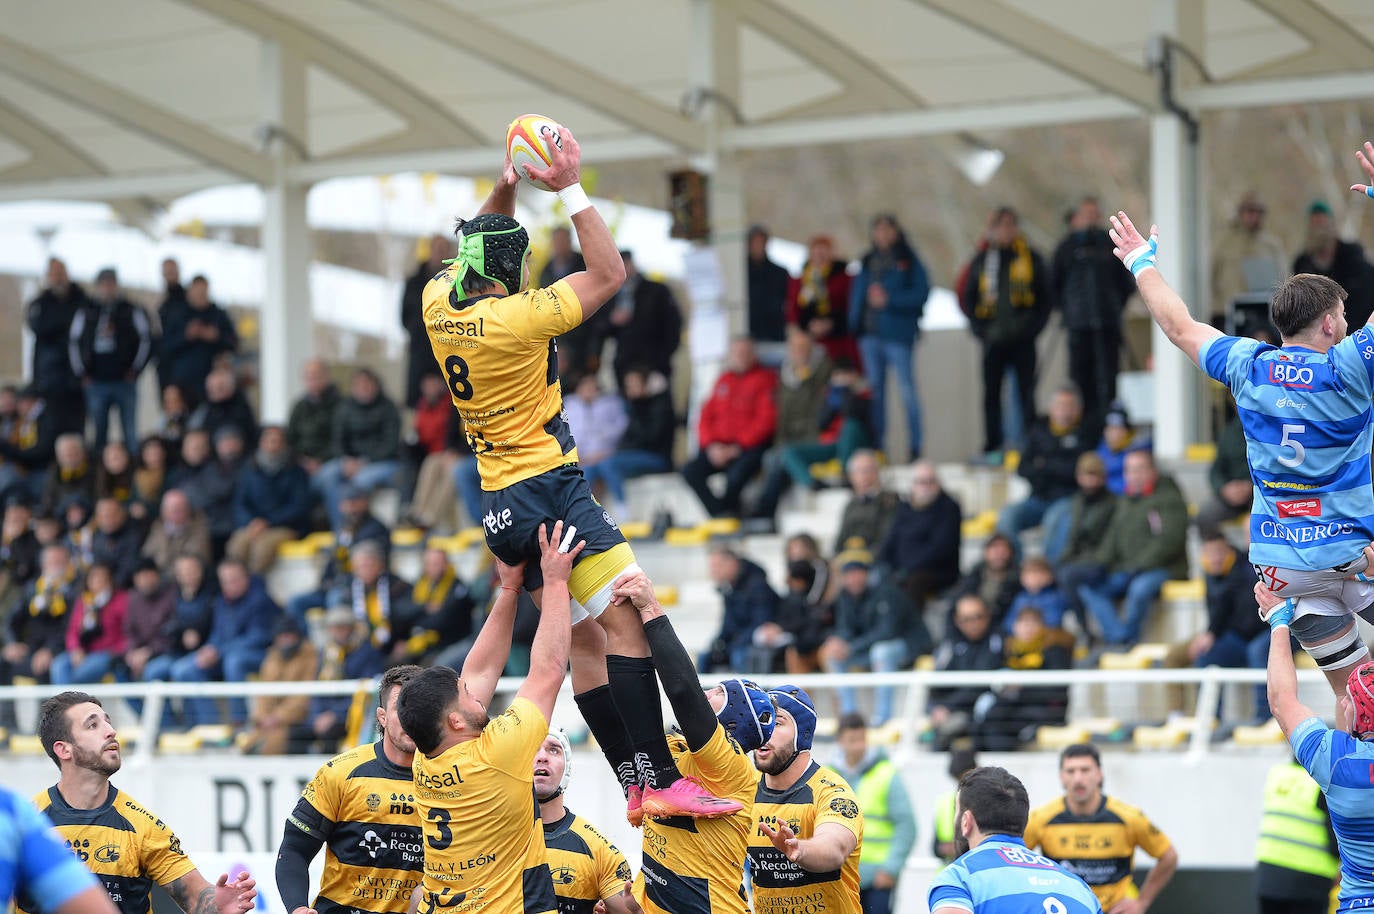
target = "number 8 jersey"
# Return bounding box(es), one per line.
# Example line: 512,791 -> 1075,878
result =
1201,328 -> 1374,572
422,271 -> 584,491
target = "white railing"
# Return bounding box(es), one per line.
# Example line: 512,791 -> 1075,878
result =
0,666 -> 1322,761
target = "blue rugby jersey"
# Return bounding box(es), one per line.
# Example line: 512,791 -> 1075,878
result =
1292,716 -> 1374,909
928,835 -> 1102,914
1200,328 -> 1374,571
1,785 -> 99,912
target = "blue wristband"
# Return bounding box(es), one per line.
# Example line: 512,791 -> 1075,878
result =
1123,235 -> 1159,277
1365,186 -> 1374,200
1266,598 -> 1296,629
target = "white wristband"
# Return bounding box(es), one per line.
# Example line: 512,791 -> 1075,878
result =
557,183 -> 592,215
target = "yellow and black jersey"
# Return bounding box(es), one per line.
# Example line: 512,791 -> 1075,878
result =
413,696 -> 555,914
422,272 -> 583,490
543,811 -> 631,914
634,726 -> 757,914
286,739 -> 424,914
748,762 -> 863,914
1023,795 -> 1173,909
27,784 -> 195,914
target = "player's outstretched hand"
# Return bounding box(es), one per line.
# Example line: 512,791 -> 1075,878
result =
760,821 -> 804,863
538,520 -> 585,586
1108,212 -> 1160,276
523,126 -> 582,193
1351,141 -> 1374,199
213,871 -> 257,914
494,555 -> 527,593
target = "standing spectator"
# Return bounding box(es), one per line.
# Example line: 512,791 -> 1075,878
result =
0,386 -> 58,503
960,207 -> 1052,461
601,366 -> 675,489
1294,200 -> 1374,327
747,225 -> 790,363
140,554 -> 216,690
607,250 -> 684,389
40,434 -> 93,518
284,486 -> 390,624
227,425 -> 313,574
133,437 -> 169,516
187,368 -> 258,446
1196,413 -> 1251,538
540,225 -> 585,285
1254,758 -> 1339,914
1096,400 -> 1152,496
68,267 -> 152,451
819,546 -> 931,726
1,543 -> 77,687
27,258 -> 88,435
140,489 -> 212,573
751,328 -> 833,522
681,338 -> 777,518
998,383 -> 1094,547
288,606 -> 383,754
400,234 -> 450,407
159,275 -> 237,400
753,558 -> 833,674
787,234 -> 858,367
155,258 -> 186,390
315,368 -> 401,527
542,227 -> 604,379
1073,450 -> 1189,647
89,497 -> 144,590
562,374 -> 628,515
1052,197 -> 1136,417
50,562 -> 127,685
170,558 -> 279,727
969,606 -> 1073,751
850,214 -> 930,459
287,359 -> 341,474
698,543 -> 779,674
391,546 -> 475,666
946,533 -> 1021,632
403,372 -> 453,507
241,615 -> 318,755
877,462 -> 962,611
834,713 -> 916,914
928,594 -> 1004,751
121,557 -> 176,685
1211,193 -> 1288,312
832,449 -> 900,554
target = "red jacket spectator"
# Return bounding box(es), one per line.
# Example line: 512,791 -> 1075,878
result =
66,588 -> 129,656
412,377 -> 453,456
697,361 -> 778,450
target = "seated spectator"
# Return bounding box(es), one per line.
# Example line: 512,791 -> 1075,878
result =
775,357 -> 871,499
90,497 -> 144,589
226,425 -> 313,574
141,489 -> 212,573
1195,414 -> 1250,538
315,368 -> 402,527
785,532 -> 831,605
751,329 -> 833,521
786,234 -> 858,367
1065,450 -> 1189,647
141,554 -> 216,691
285,485 -> 390,624
876,461 -> 962,610
188,368 -> 258,447
945,532 -> 1020,634
133,437 -> 169,515
1163,533 -> 1267,720
402,373 -> 455,519
288,606 -> 384,754
94,442 -> 136,513
0,496 -> 41,608
602,367 -> 676,497
121,558 -> 176,685
819,546 -> 931,727
51,562 -> 128,685
681,338 -> 777,519
32,510 -> 64,550
450,421 -> 485,531
41,434 -> 94,517
166,429 -> 211,492
200,426 -> 248,558
969,606 -> 1072,750
928,594 -> 1004,751
753,559 -> 834,674
1096,401 -> 1151,496
62,495 -> 94,571
160,274 -> 238,401
1005,557 -> 1068,634
831,449 -> 900,554
1051,452 -> 1117,576
0,386 -> 59,503
241,616 -> 318,755
1,543 -> 77,687
392,546 -> 476,666
171,558 -> 278,727
158,384 -> 191,456
337,540 -> 414,660
698,543 -> 779,674
287,358 -> 341,476
563,374 -> 629,516
406,407 -> 471,533
997,383 -> 1095,550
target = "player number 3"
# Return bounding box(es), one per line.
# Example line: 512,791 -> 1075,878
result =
1278,423 -> 1306,468
445,355 -> 474,401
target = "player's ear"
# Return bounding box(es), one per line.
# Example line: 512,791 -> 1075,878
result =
958,808 -> 974,839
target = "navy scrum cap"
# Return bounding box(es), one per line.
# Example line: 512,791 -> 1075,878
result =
716,678 -> 775,752
768,684 -> 818,752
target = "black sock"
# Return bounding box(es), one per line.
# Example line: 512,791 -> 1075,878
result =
574,685 -> 638,796
606,654 -> 682,790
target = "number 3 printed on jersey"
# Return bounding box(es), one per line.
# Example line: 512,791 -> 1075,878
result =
1278,423 -> 1306,468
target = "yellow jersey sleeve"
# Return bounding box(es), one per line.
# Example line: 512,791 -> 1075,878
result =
1121,803 -> 1172,859
502,281 -> 584,343
473,696 -> 549,771
687,726 -> 759,801
584,823 -> 631,901
1022,803 -> 1048,851
813,775 -> 863,842
135,808 -> 196,887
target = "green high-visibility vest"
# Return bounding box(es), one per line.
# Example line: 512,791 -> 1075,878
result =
935,791 -> 957,860
857,758 -> 898,867
1255,762 -> 1339,879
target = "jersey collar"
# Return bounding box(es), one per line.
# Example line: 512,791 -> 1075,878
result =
542,809 -> 575,837
49,782 -> 117,817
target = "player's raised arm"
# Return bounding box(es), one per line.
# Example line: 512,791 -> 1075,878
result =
1350,141 -> 1374,201
1258,584 -> 1315,739
1109,211 -> 1221,367
475,151 -> 520,219
522,128 -> 625,317
460,556 -> 525,709
516,521 -> 584,722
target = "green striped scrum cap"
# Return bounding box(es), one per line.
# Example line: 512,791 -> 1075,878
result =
445,213 -> 531,296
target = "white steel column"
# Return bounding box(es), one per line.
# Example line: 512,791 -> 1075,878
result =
259,39 -> 312,423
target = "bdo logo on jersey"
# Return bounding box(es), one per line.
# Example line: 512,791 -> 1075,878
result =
1277,498 -> 1322,518
1269,362 -> 1315,388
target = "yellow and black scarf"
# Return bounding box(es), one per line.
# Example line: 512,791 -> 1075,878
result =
974,237 -> 1036,319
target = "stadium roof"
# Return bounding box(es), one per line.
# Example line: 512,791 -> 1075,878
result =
1,0 -> 1373,210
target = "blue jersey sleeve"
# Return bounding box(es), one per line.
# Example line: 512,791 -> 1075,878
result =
1292,716 -> 1337,789
1199,334 -> 1254,390
1334,326 -> 1374,393
14,794 -> 98,910
927,862 -> 974,913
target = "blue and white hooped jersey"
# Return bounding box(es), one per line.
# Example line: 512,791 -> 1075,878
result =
1292,716 -> 1374,909
1200,328 -> 1374,572
928,835 -> 1102,914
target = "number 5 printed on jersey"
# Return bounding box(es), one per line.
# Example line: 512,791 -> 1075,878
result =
1278,423 -> 1306,468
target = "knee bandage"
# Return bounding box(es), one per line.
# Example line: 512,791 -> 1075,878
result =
1301,625 -> 1371,671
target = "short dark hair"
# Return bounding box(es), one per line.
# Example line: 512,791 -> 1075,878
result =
189,274 -> 209,287
837,712 -> 868,734
957,766 -> 1030,838
39,691 -> 102,767
380,664 -> 423,710
1271,273 -> 1347,338
397,666 -> 460,756
1060,742 -> 1101,768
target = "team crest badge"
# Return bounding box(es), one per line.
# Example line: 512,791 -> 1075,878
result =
830,798 -> 859,819
366,793 -> 382,811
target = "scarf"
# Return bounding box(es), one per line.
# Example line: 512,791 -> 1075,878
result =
797,261 -> 833,314
30,569 -> 74,617
352,576 -> 391,648
413,568 -> 456,608
14,403 -> 43,449
320,633 -> 362,681
974,238 -> 1035,319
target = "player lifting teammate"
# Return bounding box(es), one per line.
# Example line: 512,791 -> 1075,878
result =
1110,141 -> 1374,697
419,122 -> 727,819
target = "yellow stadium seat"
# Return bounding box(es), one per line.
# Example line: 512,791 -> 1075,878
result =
699,518 -> 741,536
1003,450 -> 1020,472
391,528 -> 425,548
158,732 -> 205,753
454,527 -> 486,550
1161,579 -> 1204,602
1232,718 -> 1285,746
1185,442 -> 1217,463
276,539 -> 317,560
914,654 -> 935,671
1131,643 -> 1170,664
1036,725 -> 1092,750
10,735 -> 44,755
1133,718 -> 1197,749
0,726 -> 7,744
619,521 -> 652,541
426,534 -> 463,553
1078,717 -> 1124,737
304,531 -> 336,551
190,724 -> 235,746
961,511 -> 998,539
1100,650 -> 1152,670
657,585 -> 679,607
665,527 -> 710,546
809,459 -> 842,480
12,675 -> 36,686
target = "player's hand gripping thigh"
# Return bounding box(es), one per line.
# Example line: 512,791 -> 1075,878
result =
595,570 -> 652,657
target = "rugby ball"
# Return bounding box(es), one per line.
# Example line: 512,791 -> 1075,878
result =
507,114 -> 564,192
